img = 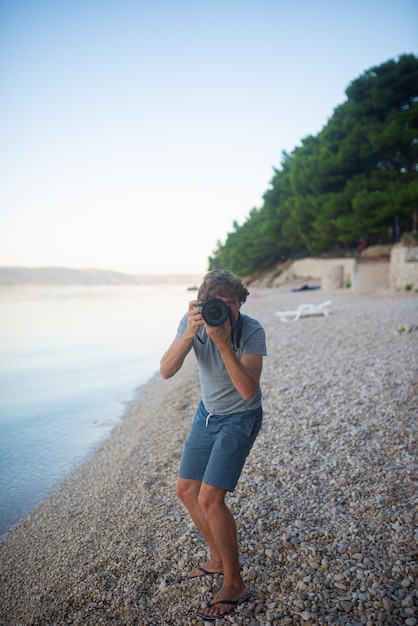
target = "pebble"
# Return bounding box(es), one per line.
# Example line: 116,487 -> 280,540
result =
0,290 -> 417,625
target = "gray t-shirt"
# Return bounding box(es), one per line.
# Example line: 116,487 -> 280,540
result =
176,313 -> 267,415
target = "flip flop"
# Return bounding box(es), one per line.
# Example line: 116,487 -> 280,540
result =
186,566 -> 223,579
197,591 -> 252,620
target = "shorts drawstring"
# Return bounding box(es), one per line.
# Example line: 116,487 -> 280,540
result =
205,412 -> 213,427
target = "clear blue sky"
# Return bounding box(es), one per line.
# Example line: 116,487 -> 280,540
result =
1,0 -> 417,275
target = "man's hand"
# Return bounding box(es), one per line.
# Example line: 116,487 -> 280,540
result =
187,300 -> 205,336
205,319 -> 231,347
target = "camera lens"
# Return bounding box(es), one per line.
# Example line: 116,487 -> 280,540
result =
201,298 -> 229,326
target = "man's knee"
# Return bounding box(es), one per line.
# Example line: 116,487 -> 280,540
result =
176,477 -> 200,504
197,484 -> 226,514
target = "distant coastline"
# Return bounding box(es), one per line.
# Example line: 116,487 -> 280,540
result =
0,267 -> 203,286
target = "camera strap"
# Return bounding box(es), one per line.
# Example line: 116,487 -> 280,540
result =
231,313 -> 243,351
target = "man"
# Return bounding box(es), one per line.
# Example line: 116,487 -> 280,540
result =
160,269 -> 266,620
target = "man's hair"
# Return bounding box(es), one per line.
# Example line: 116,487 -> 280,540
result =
198,269 -> 249,303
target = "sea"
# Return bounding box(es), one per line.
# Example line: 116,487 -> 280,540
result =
0,283 -> 195,536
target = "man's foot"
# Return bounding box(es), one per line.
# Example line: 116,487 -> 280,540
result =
186,560 -> 223,579
197,587 -> 251,620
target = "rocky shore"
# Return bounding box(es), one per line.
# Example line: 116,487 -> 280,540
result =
1,289 -> 417,626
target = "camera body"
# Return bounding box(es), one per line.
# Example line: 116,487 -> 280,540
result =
195,298 -> 233,327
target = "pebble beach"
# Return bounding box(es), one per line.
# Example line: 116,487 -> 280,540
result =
1,288 -> 417,626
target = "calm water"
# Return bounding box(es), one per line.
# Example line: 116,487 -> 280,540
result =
0,284 -> 192,535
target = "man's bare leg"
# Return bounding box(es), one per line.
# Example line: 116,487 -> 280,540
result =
176,478 -> 223,575
196,483 -> 248,618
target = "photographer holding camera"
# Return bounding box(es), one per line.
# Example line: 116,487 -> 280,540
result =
160,269 -> 266,621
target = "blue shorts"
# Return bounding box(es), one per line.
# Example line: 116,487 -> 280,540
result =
179,401 -> 262,492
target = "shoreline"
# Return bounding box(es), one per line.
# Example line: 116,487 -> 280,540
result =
1,289 -> 417,625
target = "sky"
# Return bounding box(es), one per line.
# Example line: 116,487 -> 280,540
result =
1,0 -> 417,275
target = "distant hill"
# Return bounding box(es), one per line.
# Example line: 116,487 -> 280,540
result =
0,267 -> 203,286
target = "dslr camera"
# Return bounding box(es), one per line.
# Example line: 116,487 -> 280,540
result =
195,298 -> 233,327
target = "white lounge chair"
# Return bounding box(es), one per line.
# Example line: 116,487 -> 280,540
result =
275,300 -> 332,322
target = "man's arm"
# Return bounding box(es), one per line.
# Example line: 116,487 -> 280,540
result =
160,300 -> 203,379
219,346 -> 262,400
206,324 -> 263,400
160,334 -> 194,379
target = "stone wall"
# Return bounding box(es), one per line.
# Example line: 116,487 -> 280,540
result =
250,257 -> 357,289
389,244 -> 418,290
249,245 -> 418,292
352,261 -> 389,292
283,257 -> 356,290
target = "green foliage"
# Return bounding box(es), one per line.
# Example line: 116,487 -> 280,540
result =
209,55 -> 418,276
